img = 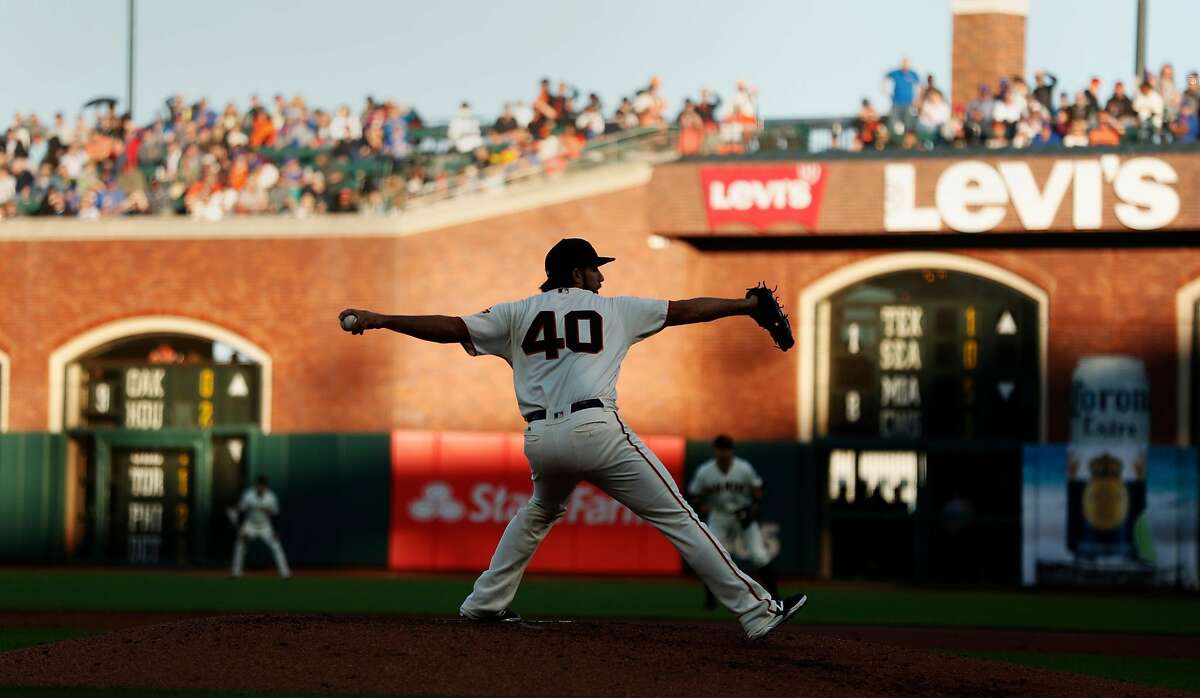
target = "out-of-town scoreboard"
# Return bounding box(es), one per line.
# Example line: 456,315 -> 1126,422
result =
78,364 -> 261,430
109,447 -> 193,564
820,270 -> 1040,441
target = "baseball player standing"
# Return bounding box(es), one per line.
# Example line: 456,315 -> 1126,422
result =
339,237 -> 804,639
689,435 -> 779,609
229,475 -> 292,578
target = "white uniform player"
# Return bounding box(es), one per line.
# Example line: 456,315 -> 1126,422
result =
690,451 -> 770,568
339,238 -> 806,639
230,475 -> 291,578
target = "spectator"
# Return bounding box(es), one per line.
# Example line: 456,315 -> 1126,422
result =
884,57 -> 921,131
1133,80 -> 1165,139
985,120 -> 1009,149
1089,113 -> 1122,146
493,104 -> 519,135
575,96 -> 605,139
1184,72 -> 1200,114
1069,90 -> 1096,125
1170,101 -> 1199,144
1032,120 -> 1062,147
1032,70 -> 1058,114
963,107 -> 987,146
916,88 -> 950,144
967,85 -> 995,125
1105,82 -> 1136,125
992,86 -> 1025,139
614,98 -> 639,130
696,88 -> 721,126
1085,77 -> 1103,114
1063,119 -> 1090,147
447,102 -> 483,153
1160,63 -> 1182,121
854,99 -> 883,150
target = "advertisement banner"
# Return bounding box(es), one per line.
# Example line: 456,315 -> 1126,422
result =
699,164 -> 827,232
1022,445 -> 1198,589
388,430 -> 686,573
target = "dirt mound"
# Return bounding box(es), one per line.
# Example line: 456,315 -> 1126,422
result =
0,614 -> 1177,696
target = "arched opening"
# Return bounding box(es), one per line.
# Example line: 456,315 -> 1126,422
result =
48,316 -> 271,565
797,253 -> 1049,583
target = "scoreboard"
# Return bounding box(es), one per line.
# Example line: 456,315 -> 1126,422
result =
79,363 -> 261,430
820,270 -> 1040,441
109,447 -> 193,564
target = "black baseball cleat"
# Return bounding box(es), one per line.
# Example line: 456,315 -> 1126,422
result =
747,593 -> 807,641
461,607 -> 522,623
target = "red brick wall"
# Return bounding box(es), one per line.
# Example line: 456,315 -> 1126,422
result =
1,169 -> 1197,444
952,12 -> 1026,109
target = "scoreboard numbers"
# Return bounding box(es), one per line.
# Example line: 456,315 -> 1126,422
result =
79,364 -> 261,429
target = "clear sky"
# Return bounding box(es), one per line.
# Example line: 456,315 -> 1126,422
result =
1,0 -> 1196,124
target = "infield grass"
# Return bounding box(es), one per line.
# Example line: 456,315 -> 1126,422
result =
2,569 -> 1199,635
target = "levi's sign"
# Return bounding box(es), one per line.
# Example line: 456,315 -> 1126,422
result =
701,164 -> 828,231
884,156 -> 1180,233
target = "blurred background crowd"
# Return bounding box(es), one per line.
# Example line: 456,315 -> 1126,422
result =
856,57 -> 1200,151
4,59 -> 1199,221
0,76 -> 755,222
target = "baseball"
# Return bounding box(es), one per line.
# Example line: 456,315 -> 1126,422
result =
341,314 -> 358,332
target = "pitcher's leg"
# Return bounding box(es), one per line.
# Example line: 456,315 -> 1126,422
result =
231,531 -> 248,577
595,416 -> 775,629
460,473 -> 577,618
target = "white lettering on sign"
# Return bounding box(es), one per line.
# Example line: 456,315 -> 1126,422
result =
125,368 -> 166,398
881,375 -> 922,407
880,340 -> 922,371
708,178 -> 813,212
129,466 -> 164,497
881,306 -> 923,338
124,400 -> 164,430
408,481 -> 644,526
128,502 -> 163,533
883,156 -> 1180,233
881,409 -> 922,438
127,534 -> 161,563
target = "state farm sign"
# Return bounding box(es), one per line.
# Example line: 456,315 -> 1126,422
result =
388,430 -> 684,574
885,156 -> 1180,233
701,164 -> 828,231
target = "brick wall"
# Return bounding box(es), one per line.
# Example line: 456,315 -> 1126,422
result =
952,10 -> 1026,109
2,156 -> 1199,444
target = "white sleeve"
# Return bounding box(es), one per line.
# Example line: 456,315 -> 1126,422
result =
614,296 -> 669,344
742,461 -> 763,489
460,302 -> 515,360
238,490 -> 252,512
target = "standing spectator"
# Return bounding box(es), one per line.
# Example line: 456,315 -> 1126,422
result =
1069,91 -> 1096,125
729,81 -> 758,127
992,87 -> 1025,139
1133,80 -> 1165,140
1085,77 -> 1103,114
575,100 -> 605,139
329,105 -> 362,143
493,104 -> 519,135
613,98 -> 639,130
1170,101 -> 1199,144
884,57 -> 921,131
676,100 -> 704,155
1159,63 -> 1182,121
854,99 -> 883,150
696,89 -> 722,126
1032,70 -> 1058,114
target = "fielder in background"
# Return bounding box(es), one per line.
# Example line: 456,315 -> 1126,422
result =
689,435 -> 779,609
228,475 -> 292,579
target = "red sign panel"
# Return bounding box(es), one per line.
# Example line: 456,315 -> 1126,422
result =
388,430 -> 686,574
699,164 -> 828,232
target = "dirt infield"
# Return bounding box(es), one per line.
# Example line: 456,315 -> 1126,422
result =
0,614 -> 1185,696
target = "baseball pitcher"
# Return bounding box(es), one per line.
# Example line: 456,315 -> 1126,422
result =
229,475 -> 292,578
339,237 -> 804,640
689,434 -> 779,608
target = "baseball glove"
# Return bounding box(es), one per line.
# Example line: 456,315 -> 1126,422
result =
746,282 -> 794,351
734,502 -> 761,529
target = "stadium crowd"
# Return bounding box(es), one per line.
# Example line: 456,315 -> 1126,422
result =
859,57 -> 1200,151
0,76 -> 734,221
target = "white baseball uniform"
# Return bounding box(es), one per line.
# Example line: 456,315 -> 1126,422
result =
689,457 -> 771,568
457,287 -> 781,637
231,487 -> 291,578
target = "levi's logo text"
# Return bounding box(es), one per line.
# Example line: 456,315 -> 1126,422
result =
700,164 -> 827,231
407,481 -> 645,526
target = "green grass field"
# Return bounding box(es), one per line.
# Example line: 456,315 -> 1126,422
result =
2,570 -> 1198,695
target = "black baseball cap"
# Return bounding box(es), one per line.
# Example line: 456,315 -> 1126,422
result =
544,238 -> 614,277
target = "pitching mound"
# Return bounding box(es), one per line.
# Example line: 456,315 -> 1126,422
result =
0,614 -> 1174,696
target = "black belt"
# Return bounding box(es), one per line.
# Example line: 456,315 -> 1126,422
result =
524,398 -> 604,423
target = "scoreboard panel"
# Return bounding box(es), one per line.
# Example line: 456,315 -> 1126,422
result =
108,447 -> 193,564
819,270 -> 1040,441
79,363 -> 261,429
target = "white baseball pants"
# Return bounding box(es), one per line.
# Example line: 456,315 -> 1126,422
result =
231,523 -> 292,577
460,408 -> 779,636
707,514 -> 771,569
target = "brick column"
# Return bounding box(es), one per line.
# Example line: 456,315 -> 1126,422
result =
951,0 -> 1028,109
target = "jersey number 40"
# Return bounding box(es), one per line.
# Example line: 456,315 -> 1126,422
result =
521,310 -> 603,359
